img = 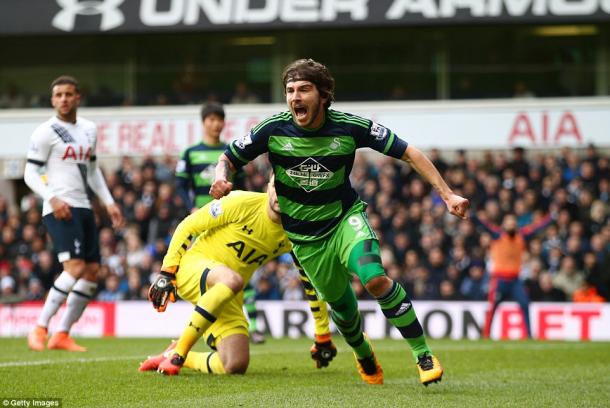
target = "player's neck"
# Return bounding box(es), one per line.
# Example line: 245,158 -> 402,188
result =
56,113 -> 77,124
266,204 -> 281,224
202,135 -> 221,146
309,108 -> 326,129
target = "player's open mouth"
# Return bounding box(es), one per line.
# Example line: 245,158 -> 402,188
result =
294,106 -> 307,120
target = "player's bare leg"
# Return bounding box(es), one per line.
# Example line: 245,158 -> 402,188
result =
158,265 -> 243,375
217,333 -> 249,374
182,333 -> 249,374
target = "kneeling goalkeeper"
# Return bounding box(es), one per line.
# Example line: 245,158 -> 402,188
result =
139,177 -> 336,375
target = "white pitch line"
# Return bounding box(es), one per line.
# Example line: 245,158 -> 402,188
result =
0,355 -> 141,368
0,341 -> 602,368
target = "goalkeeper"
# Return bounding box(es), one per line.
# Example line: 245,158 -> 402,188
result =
139,177 -> 336,375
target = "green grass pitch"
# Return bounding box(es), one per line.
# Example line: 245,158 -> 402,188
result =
0,337 -> 608,407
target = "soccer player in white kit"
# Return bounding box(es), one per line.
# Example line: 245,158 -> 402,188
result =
24,76 -> 124,352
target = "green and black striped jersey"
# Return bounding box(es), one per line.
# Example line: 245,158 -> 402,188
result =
176,142 -> 227,209
225,109 -> 408,243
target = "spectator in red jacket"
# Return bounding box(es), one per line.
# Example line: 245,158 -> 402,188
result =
473,212 -> 553,339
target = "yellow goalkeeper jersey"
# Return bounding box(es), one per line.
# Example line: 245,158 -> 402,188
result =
162,190 -> 292,282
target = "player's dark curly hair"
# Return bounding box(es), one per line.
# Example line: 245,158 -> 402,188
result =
282,59 -> 335,109
50,75 -> 80,94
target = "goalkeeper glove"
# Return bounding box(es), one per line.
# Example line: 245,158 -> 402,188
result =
148,267 -> 177,312
310,333 -> 337,369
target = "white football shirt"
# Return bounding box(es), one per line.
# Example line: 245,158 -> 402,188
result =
26,116 -> 98,216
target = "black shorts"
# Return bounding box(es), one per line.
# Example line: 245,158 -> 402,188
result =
43,207 -> 100,263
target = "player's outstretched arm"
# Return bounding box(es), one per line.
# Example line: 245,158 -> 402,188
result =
211,154 -> 236,199
401,145 -> 470,219
152,195 -> 235,312
148,205 -> 214,312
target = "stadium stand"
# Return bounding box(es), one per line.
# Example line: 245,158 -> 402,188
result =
1,146 -> 607,303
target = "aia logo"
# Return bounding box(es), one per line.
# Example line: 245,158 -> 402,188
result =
62,145 -> 92,161
226,241 -> 268,266
508,111 -> 582,146
52,0 -> 125,32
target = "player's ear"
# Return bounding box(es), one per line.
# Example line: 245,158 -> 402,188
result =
319,90 -> 331,109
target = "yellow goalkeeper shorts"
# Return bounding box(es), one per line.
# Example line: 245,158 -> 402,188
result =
176,251 -> 249,350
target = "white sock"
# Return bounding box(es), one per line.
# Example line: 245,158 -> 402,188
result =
57,279 -> 98,333
37,271 -> 76,328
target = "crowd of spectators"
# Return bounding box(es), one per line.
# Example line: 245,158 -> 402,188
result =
1,146 -> 608,305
